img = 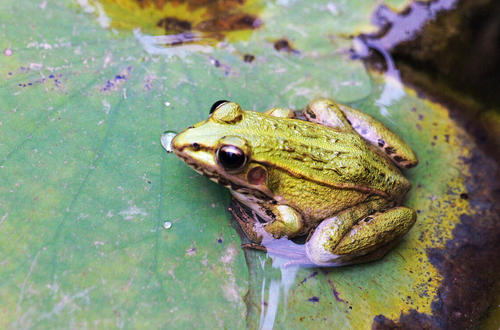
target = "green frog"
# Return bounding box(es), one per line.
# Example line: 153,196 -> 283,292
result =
171,99 -> 418,266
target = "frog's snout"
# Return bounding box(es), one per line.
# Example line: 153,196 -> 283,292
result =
170,127 -> 219,170
170,126 -> 194,155
170,133 -> 183,156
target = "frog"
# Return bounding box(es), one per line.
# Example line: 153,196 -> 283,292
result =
171,98 -> 418,266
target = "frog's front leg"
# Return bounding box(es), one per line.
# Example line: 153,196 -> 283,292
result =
262,204 -> 303,237
305,99 -> 418,169
306,206 -> 416,266
231,191 -> 304,238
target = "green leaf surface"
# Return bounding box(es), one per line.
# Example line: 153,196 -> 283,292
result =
0,0 -> 487,328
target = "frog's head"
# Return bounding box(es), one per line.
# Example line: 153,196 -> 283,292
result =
171,101 -> 271,196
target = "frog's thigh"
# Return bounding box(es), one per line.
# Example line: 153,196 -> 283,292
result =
262,204 -> 304,238
307,207 -> 416,265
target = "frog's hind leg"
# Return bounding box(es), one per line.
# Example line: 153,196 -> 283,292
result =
264,107 -> 296,118
306,206 -> 416,266
304,99 -> 418,169
338,103 -> 418,169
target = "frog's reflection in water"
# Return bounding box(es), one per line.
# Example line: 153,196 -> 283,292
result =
255,254 -> 299,329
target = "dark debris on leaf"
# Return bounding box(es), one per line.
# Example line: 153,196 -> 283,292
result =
308,296 -> 319,303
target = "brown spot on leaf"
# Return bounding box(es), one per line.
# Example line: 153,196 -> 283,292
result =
243,54 -> 255,63
196,14 -> 262,32
157,17 -> 192,32
274,38 -> 300,54
109,0 -> 264,44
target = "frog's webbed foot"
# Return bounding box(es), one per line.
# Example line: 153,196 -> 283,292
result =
304,99 -> 418,169
306,206 -> 416,266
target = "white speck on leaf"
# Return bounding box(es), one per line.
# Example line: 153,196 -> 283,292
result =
94,2 -> 111,28
26,42 -> 52,49
220,245 -> 244,303
0,212 -> 8,228
103,52 -> 112,68
221,245 -> 237,264
38,287 -> 94,320
102,100 -> 111,114
29,63 -> 43,70
119,205 -> 147,221
201,253 -> 208,266
326,2 -> 339,15
76,0 -> 110,28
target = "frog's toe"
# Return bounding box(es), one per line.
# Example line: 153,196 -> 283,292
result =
306,207 -> 416,266
229,199 -> 264,243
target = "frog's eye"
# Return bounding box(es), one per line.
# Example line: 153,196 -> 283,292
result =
210,100 -> 230,114
216,145 -> 247,173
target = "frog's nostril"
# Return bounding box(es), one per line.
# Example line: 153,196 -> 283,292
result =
192,143 -> 201,151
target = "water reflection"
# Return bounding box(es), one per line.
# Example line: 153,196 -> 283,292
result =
134,29 -> 213,56
257,255 -> 299,330
353,37 -> 405,121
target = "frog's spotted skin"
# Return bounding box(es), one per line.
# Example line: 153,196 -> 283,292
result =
172,99 -> 418,266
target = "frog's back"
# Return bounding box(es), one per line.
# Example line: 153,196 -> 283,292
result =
240,112 -> 409,200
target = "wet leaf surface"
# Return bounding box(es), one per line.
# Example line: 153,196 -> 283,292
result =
0,0 -> 497,328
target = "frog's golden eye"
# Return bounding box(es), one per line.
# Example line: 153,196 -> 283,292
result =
210,100 -> 230,114
216,145 -> 247,173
